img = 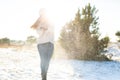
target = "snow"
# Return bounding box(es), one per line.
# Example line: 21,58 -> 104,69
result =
0,43 -> 120,80
104,42 -> 120,61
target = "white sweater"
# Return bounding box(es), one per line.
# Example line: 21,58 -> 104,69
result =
36,19 -> 54,44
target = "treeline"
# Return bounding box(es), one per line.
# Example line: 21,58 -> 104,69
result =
0,37 -> 10,45
0,36 -> 37,46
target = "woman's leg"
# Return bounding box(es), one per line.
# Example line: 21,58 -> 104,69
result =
37,44 -> 47,80
44,42 -> 54,75
37,42 -> 54,80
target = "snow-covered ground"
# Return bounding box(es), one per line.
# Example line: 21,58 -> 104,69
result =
104,42 -> 120,61
0,43 -> 120,80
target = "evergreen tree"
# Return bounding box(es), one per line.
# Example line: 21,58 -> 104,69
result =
59,3 -> 108,60
115,31 -> 120,42
99,36 -> 110,52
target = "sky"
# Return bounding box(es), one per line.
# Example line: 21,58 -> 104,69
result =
0,0 -> 120,42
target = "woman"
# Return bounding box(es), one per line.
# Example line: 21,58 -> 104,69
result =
31,9 -> 54,80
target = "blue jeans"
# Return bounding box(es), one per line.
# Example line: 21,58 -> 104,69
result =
37,42 -> 54,80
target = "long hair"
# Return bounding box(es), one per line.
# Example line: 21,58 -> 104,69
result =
31,17 -> 40,29
31,8 -> 47,29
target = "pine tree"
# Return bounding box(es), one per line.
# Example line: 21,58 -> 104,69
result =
59,3 -> 108,60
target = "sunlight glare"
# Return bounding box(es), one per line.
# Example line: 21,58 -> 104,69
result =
38,0 -> 76,40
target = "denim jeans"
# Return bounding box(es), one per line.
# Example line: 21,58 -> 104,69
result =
37,42 -> 54,80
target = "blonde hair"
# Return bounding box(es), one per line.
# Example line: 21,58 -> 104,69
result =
31,8 -> 47,29
31,17 -> 40,29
